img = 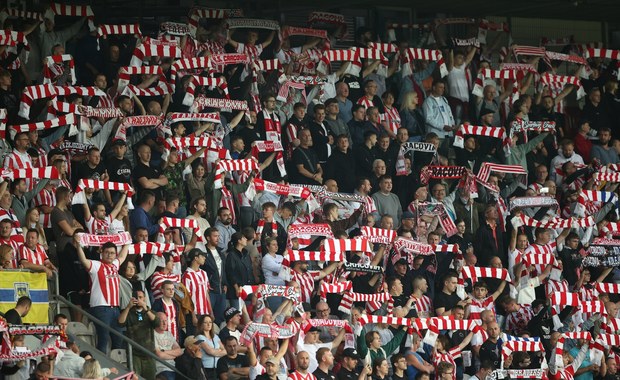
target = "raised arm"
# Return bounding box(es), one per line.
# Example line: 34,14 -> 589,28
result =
74,235 -> 91,269
109,192 -> 127,221
260,31 -> 276,49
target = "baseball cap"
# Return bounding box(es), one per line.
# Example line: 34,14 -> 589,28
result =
342,348 -> 361,360
307,326 -> 320,333
266,357 -> 280,366
111,139 -> 127,147
224,306 -> 241,322
402,211 -> 415,220
184,335 -> 205,347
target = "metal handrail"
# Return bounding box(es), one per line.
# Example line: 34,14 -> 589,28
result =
54,295 -> 191,380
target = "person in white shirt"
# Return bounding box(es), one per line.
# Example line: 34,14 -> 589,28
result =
296,326 -> 345,373
422,79 -> 455,141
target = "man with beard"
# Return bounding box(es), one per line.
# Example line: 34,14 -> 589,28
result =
289,351 -> 317,380
215,207 -> 236,251
216,336 -> 250,380
591,127 -> 620,164
478,322 -> 502,369
201,227 -> 228,324
336,348 -> 371,380
355,131 -> 378,179
314,347 -> 336,380
71,147 -> 106,189
105,139 -> 132,202
308,104 -> 333,165
255,357 -> 281,380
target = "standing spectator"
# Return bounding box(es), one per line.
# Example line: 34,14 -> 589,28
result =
357,327 -> 407,366
582,87 -> 613,132
289,351 -> 317,380
4,132 -> 33,171
215,207 -> 236,251
349,105 -> 372,147
75,238 -> 129,352
187,163 -> 208,206
478,322 -> 502,369
435,271 -> 470,317
284,103 -> 307,161
473,205 -> 504,267
3,296 -> 31,324
325,135 -> 356,193
292,129 -> 323,185
298,327 -> 345,373
372,176 -> 402,227
196,314 -> 227,379
380,91 -> 401,139
337,348 -> 371,380
550,140 -> 584,185
225,232 -> 253,309
182,249 -> 213,336
10,178 -> 49,227
308,104 -> 333,165
71,147 -> 106,190
355,131 -> 378,179
129,190 -> 159,239
336,82 -> 354,122
202,227 -> 228,325
186,197 -> 211,250
591,127 -> 619,164
154,312 -> 184,380
133,144 -> 169,200
422,80 -> 456,143
324,99 -> 351,142
574,120 -> 594,163
400,92 -> 425,141
118,290 -> 160,380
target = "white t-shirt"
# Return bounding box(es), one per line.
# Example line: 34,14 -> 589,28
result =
448,63 -> 470,102
296,342 -> 331,373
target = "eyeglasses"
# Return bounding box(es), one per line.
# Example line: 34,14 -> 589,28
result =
317,309 -> 329,313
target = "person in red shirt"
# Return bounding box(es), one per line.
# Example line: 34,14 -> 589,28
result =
18,228 -> 57,278
75,235 -> 129,353
574,119 -> 594,163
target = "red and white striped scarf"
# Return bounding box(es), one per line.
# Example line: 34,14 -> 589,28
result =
251,140 -> 286,178
182,76 -> 229,107
220,186 -> 237,225
323,238 -> 372,254
42,54 -> 76,85
0,9 -> 43,22
0,166 -> 59,181
352,47 -> 389,76
287,223 -> 334,249
584,48 -> 620,80
159,22 -> 189,37
159,217 -> 203,240
126,242 -> 180,256
168,57 -> 212,90
0,30 -> 30,70
477,19 -> 509,43
317,49 -> 362,76
358,314 -> 412,327
453,123 -> 510,155
96,24 -> 141,49
255,218 -> 277,240
539,73 -> 586,99
47,2 -> 95,31
472,68 -> 522,103
460,266 -> 511,284
282,26 -> 328,40
575,190 -> 617,217
187,7 -> 243,36
593,171 -> 620,183
192,96 -> 249,113
213,159 -> 259,189
477,162 -> 528,188
339,291 -> 393,314
360,226 -> 396,245
517,213 -> 595,230
319,281 -> 352,301
73,179 -> 134,207
9,114 -> 78,139
18,85 -> 103,119
282,249 -> 344,266
401,48 -> 448,77
129,42 -> 181,66
117,65 -> 164,92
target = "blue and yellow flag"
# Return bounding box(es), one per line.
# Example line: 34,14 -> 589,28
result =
0,271 -> 49,323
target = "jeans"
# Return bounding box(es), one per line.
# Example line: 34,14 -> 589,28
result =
156,370 -> 176,380
210,292 -> 227,325
90,306 -> 123,352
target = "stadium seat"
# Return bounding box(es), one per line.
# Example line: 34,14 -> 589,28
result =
66,321 -> 96,347
110,348 -> 128,366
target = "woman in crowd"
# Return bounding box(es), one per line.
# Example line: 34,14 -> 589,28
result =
23,207 -> 47,249
195,314 -> 226,380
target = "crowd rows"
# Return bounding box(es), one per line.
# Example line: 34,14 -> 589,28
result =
1,4 -> 620,380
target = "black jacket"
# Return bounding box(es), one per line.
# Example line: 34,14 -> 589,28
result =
175,351 -> 207,380
325,149 -> 357,193
201,247 -> 228,294
224,248 -> 255,299
308,121 -> 333,163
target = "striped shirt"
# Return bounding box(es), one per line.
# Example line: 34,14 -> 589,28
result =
151,271 -> 181,300
18,243 -> 48,266
34,188 -> 56,228
291,270 -> 320,304
182,267 -> 211,316
88,259 -> 121,307
85,215 -> 112,235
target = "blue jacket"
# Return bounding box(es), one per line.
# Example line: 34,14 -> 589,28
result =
129,206 -> 158,238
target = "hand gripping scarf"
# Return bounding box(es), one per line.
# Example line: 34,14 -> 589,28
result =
96,24 -> 142,50
553,332 -> 592,372
575,190 -> 618,218
584,48 -> 620,80
9,113 -> 79,139
282,26 -> 328,40
320,281 -> 353,301
244,178 -> 320,214
18,85 -> 104,119
129,42 -> 181,67
114,115 -> 164,142
46,2 -> 95,31
0,166 -> 59,181
73,179 -> 135,209
187,7 -> 243,36
168,57 -> 212,91
317,49 -> 362,76
418,166 -> 466,185
457,266 -> 511,299
351,47 -> 389,77
395,142 -> 437,176
454,123 -> 511,155
183,76 -> 229,107
339,291 -> 392,314
477,19 -> 510,44
77,232 -> 132,247
213,159 -> 259,189
282,249 -> 343,267
251,140 -> 286,178
360,226 -> 397,245
117,65 -> 165,94
471,68 -> 523,99
323,238 -> 372,254
193,97 -> 249,113
401,48 -> 448,77
286,223 -> 334,249
539,73 -> 586,99
477,162 -> 528,188
158,217 -> 203,241
43,54 -> 76,85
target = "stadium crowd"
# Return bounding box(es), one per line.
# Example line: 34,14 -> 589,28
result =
1,3 -> 620,380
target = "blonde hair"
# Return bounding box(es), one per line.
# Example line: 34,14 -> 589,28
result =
0,245 -> 14,268
400,91 -> 418,112
82,358 -> 103,379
